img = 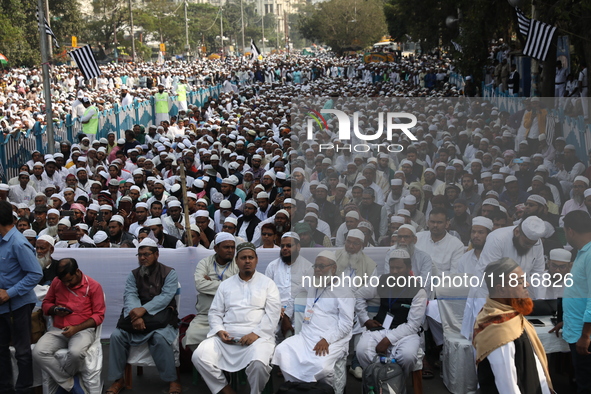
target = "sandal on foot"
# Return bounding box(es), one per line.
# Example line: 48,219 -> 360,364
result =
105,380 -> 124,394
169,381 -> 182,394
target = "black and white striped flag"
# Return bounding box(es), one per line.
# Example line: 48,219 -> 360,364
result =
69,45 -> 101,80
36,11 -> 59,48
515,8 -> 556,61
250,39 -> 260,60
451,40 -> 463,53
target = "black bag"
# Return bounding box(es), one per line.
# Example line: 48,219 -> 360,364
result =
275,381 -> 335,394
362,361 -> 406,394
116,306 -> 178,333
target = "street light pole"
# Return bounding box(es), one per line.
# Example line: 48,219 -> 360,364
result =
184,0 -> 190,56
128,0 -> 135,62
37,0 -> 55,154
45,0 -> 53,58
262,3 -> 266,54
220,6 -> 224,57
240,0 -> 245,54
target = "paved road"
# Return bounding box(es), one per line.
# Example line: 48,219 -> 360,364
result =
99,342 -> 573,393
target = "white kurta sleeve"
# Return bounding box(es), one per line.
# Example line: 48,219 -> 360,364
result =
207,283 -> 227,337
354,285 -> 379,326
253,280 -> 282,339
324,295 -> 355,345
486,343 -> 521,393
385,289 -> 427,345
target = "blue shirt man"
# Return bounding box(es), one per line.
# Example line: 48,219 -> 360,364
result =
562,210 -> 591,393
0,200 -> 43,393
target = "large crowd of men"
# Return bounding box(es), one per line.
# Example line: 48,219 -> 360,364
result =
1,51 -> 591,394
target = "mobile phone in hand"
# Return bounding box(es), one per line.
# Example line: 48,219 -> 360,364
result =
55,307 -> 73,314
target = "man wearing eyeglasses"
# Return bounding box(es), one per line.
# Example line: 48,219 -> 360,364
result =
105,238 -> 181,394
34,258 -> 105,394
539,249 -> 572,300
185,233 -> 239,351
272,250 -> 354,390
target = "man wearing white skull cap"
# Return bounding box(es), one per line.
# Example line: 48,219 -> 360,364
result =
453,216 -> 493,277
184,232 -> 239,351
461,215 -> 546,341
272,250 -> 354,391
355,246 -> 428,375
265,232 -> 313,340
536,248 -> 572,300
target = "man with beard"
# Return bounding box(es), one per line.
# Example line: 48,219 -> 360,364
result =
220,177 -> 242,211
272,250 -> 354,391
129,203 -> 150,237
249,154 -> 265,181
265,232 -> 313,339
36,235 -> 60,285
349,184 -> 364,207
453,216 -> 493,276
355,248 -> 428,375
538,248 -> 572,300
555,145 -> 586,195
162,201 -> 192,240
386,224 -> 433,289
237,200 -> 262,245
154,83 -> 169,126
261,171 -> 278,202
434,166 -> 461,196
424,168 -> 444,193
499,175 -> 530,217
459,174 -> 482,216
416,208 -> 465,275
462,216 -> 546,341
108,215 -> 137,247
359,188 -> 382,239
561,211 -> 591,393
560,176 -> 589,225
335,229 -> 378,282
270,210 -> 291,243
145,217 -> 185,249
34,258 -> 105,394
522,194 -> 559,228
32,205 -> 48,234
39,208 -> 61,238
450,199 -> 472,246
105,238 -> 181,394
335,210 -> 361,247
192,242 -> 280,394
473,258 -> 553,393
256,192 -> 277,222
292,168 -> 311,202
184,233 -> 239,351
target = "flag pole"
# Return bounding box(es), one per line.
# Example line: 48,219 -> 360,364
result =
37,0 -> 55,154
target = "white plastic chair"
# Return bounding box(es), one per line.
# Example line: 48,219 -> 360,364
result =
123,283 -> 181,390
435,273 -> 477,394
41,323 -> 103,394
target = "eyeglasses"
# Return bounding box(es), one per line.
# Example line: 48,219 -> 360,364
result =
136,252 -> 154,258
222,225 -> 235,230
313,263 -> 335,270
261,232 -> 274,236
549,262 -> 570,271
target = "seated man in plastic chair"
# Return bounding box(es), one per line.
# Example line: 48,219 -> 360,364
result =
33,258 -> 105,394
192,242 -> 281,394
104,238 -> 182,394
355,248 -> 428,375
272,250 -> 354,388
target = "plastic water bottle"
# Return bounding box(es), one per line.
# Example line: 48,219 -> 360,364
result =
379,356 -> 396,364
368,386 -> 376,394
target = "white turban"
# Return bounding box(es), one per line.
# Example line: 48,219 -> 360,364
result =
347,229 -> 365,240
37,235 -> 55,247
521,216 -> 546,241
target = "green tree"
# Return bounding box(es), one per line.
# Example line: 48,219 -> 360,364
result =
298,0 -> 387,54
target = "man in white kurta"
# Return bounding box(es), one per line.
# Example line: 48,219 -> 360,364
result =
415,207 -> 465,275
355,248 -> 428,374
192,242 -> 281,394
272,251 -> 355,388
184,233 -> 239,351
461,216 -> 546,340
264,232 -> 313,339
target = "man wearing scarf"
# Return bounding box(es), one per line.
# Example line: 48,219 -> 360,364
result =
473,257 -> 553,394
